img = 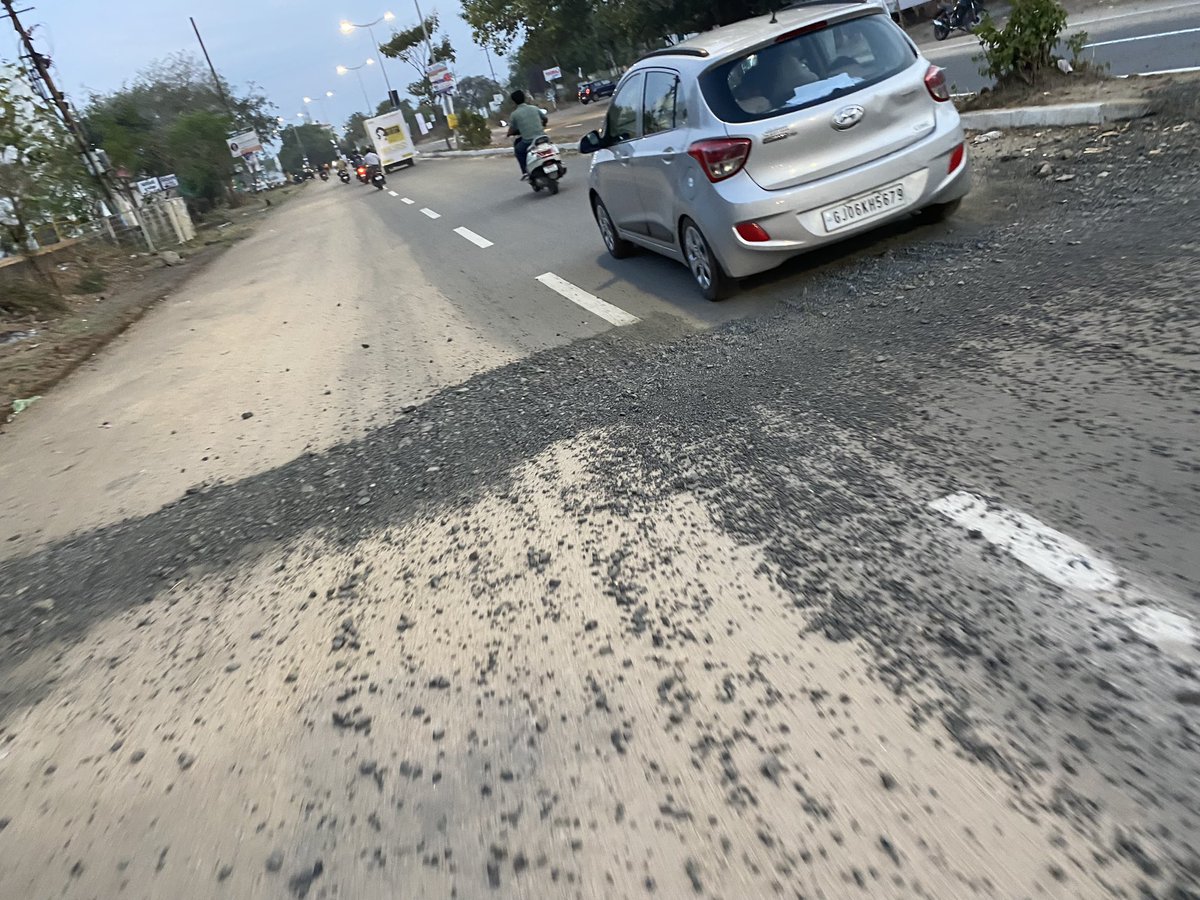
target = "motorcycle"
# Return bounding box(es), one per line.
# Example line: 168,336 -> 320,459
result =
933,0 -> 983,39
338,169 -> 351,184
357,164 -> 386,190
318,169 -> 329,181
523,136 -> 566,196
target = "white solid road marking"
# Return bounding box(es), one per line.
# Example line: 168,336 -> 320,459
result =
536,273 -> 640,327
420,208 -> 441,219
1084,25 -> 1200,46
401,197 -> 415,205
454,226 -> 493,248
1118,64 -> 1200,76
929,491 -> 1119,591
388,190 -> 399,197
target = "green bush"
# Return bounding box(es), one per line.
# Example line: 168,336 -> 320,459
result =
976,0 -> 1086,85
456,109 -> 492,150
75,268 -> 107,293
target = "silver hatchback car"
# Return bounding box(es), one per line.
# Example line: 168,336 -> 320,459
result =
580,0 -> 970,300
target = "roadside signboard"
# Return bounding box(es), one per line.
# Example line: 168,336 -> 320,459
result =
158,174 -> 179,190
137,177 -> 163,195
227,129 -> 263,157
543,66 -> 562,82
426,60 -> 456,96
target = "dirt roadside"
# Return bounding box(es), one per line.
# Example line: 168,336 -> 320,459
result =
0,188 -> 305,418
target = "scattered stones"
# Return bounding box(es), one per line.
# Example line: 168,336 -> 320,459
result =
177,751 -> 196,771
241,411 -> 254,420
332,707 -> 372,733
288,860 -> 324,898
265,850 -> 284,873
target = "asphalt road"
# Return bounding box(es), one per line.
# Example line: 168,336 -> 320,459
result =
0,72 -> 1197,900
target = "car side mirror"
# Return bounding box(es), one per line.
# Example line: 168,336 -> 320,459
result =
579,130 -> 604,154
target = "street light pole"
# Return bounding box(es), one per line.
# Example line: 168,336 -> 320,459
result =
337,60 -> 375,113
340,12 -> 397,108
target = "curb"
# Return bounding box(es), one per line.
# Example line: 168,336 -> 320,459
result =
960,100 -> 1152,130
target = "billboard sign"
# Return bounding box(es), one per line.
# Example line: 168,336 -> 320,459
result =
136,177 -> 163,195
426,60 -> 456,95
158,174 -> 179,190
543,66 -> 562,82
228,129 -> 263,157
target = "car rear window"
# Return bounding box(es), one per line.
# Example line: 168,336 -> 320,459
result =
700,13 -> 916,123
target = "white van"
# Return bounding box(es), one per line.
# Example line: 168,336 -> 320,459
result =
364,110 -> 417,172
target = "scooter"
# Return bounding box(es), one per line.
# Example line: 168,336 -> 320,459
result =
338,169 -> 351,184
524,136 -> 566,196
933,0 -> 982,39
358,165 -> 386,190
318,169 -> 329,181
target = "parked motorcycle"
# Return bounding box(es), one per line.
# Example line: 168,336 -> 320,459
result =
523,136 -> 566,196
933,0 -> 982,39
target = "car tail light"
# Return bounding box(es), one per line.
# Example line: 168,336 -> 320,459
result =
687,138 -> 752,183
924,65 -> 950,102
735,221 -> 771,242
948,142 -> 965,172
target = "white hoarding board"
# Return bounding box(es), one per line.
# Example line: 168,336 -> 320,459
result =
137,177 -> 163,195
542,66 -> 562,82
426,61 -> 456,96
228,129 -> 263,157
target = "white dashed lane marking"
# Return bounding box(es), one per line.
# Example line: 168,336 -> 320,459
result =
929,491 -> 1119,590
401,198 -> 414,205
454,227 -> 493,248
420,208 -> 441,219
535,273 -> 640,327
388,190 -> 398,197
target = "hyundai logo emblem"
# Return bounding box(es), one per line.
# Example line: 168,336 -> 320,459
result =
831,105 -> 865,130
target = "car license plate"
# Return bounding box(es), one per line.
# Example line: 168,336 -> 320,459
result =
821,183 -> 906,233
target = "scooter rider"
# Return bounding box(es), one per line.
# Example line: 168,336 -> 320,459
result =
362,147 -> 382,180
506,90 -> 548,181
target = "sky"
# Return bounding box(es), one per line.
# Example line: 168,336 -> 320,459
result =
5,0 -> 503,134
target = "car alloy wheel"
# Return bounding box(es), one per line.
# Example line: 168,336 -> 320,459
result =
681,217 -> 731,301
594,199 -> 634,259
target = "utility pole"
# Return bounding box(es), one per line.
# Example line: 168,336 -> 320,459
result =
1,0 -> 157,250
191,15 -> 251,197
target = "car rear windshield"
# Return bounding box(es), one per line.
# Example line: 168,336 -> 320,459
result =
700,13 -> 916,123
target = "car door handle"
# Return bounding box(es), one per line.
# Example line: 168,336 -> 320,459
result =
661,148 -> 676,164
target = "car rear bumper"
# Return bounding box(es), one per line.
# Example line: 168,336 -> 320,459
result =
698,120 -> 970,279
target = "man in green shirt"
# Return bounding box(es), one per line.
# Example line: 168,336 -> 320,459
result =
506,90 -> 548,180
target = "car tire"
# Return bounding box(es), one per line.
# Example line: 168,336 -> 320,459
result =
681,217 -> 733,302
594,198 -> 635,259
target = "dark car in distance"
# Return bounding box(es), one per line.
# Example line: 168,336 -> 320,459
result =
578,79 -> 617,104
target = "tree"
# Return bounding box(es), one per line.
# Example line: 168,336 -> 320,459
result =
0,67 -> 95,287
457,76 -> 503,113
379,14 -> 456,107
278,124 -> 338,173
165,110 -> 234,210
82,52 -> 276,180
